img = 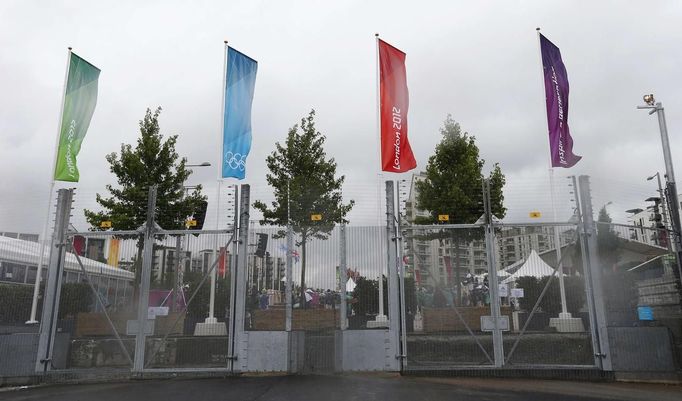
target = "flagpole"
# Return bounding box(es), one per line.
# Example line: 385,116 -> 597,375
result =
374,33 -> 387,323
207,41 -> 229,324
27,47 -> 72,325
536,28 -> 570,319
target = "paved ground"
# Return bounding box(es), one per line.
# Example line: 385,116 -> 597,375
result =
1,374 -> 680,401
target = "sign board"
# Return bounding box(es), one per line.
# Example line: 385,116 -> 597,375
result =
100,220 -> 112,228
126,319 -> 155,336
498,283 -> 509,297
147,306 -> 169,320
438,214 -> 450,222
311,214 -> 322,221
638,306 -> 654,321
511,288 -> 525,298
529,211 -> 541,218
186,219 -> 197,227
481,316 -> 510,331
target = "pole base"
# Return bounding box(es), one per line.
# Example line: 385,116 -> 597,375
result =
366,314 -> 389,328
549,316 -> 585,333
25,320 -> 39,325
194,321 -> 227,336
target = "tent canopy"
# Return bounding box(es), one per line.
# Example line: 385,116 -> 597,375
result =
501,249 -> 558,284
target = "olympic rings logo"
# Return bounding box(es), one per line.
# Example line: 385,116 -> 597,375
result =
224,151 -> 247,171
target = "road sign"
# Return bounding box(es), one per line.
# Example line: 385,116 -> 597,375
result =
311,214 -> 322,221
438,214 -> 449,221
529,211 -> 541,218
100,221 -> 112,228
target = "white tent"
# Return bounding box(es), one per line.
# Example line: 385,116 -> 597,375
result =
345,277 -> 356,293
0,236 -> 134,280
501,249 -> 558,284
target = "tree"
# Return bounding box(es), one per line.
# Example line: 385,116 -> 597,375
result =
414,116 -> 506,304
597,207 -> 620,270
253,110 -> 354,302
84,107 -> 207,283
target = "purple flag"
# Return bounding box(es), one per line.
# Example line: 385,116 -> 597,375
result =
540,33 -> 581,168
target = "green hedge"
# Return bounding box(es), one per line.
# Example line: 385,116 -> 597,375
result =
515,275 -> 586,315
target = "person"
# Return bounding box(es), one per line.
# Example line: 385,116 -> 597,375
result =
259,290 -> 269,310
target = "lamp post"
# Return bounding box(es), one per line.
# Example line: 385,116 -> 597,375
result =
637,94 -> 682,282
647,172 -> 671,241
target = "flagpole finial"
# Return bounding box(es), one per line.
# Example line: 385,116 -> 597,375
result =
536,27 -> 541,31
224,40 -> 228,44
375,33 -> 379,37
68,47 -> 72,51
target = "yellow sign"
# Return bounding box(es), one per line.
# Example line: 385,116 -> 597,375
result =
100,221 -> 112,228
529,211 -> 542,218
311,214 -> 322,221
438,214 -> 450,222
186,219 -> 197,227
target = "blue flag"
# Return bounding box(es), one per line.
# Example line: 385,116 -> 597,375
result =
222,47 -> 258,179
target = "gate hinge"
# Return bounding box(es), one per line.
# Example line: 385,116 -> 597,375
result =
396,354 -> 407,359
594,352 -> 607,358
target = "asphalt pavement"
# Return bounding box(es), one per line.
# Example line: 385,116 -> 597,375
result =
1,374 -> 680,401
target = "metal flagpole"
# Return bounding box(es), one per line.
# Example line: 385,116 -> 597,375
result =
27,47 -> 72,325
536,28 -> 580,331
375,33 -> 387,324
207,41 -> 229,324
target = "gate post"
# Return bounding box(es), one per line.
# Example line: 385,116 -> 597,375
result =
132,185 -> 157,372
578,175 -> 613,370
483,179 -> 504,367
35,188 -> 73,373
385,181 -> 401,370
232,184 -> 250,372
339,224 -> 347,331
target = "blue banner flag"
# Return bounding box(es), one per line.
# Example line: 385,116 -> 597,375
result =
222,47 -> 258,179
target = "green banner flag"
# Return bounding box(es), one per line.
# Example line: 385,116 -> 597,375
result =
53,52 -> 100,182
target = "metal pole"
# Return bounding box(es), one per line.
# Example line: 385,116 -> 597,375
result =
339,224 -> 347,330
133,185 -> 158,372
572,175 -> 603,369
639,100 -> 682,284
578,175 -> 612,370
34,188 -> 73,373
233,184 -> 250,371
483,180 -> 504,367
285,181 -> 293,332
28,47 -> 73,325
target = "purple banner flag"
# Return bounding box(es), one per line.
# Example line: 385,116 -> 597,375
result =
540,33 -> 581,168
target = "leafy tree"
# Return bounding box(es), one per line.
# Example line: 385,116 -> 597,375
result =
597,207 -> 620,270
253,110 -> 354,301
84,107 -> 207,284
414,116 -> 506,304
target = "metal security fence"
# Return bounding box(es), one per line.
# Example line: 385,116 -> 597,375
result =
3,176 -> 682,384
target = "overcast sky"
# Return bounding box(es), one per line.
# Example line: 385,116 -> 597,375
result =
1,0 -> 681,234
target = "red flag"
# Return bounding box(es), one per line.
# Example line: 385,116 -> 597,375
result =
218,247 -> 226,277
379,39 -> 416,173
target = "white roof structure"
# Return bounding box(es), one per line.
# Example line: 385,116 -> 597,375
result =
0,236 -> 134,280
500,249 -> 558,284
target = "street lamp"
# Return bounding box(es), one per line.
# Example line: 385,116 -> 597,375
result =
637,94 -> 682,282
187,162 -> 211,167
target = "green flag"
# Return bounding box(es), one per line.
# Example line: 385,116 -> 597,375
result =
53,52 -> 100,182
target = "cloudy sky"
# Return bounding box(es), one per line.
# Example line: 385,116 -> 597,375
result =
1,0 -> 681,234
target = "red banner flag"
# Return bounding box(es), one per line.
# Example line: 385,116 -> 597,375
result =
379,39 -> 416,173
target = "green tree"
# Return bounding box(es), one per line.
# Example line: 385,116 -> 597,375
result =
84,107 -> 207,284
253,110 -> 354,301
597,206 -> 620,270
414,116 -> 506,304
